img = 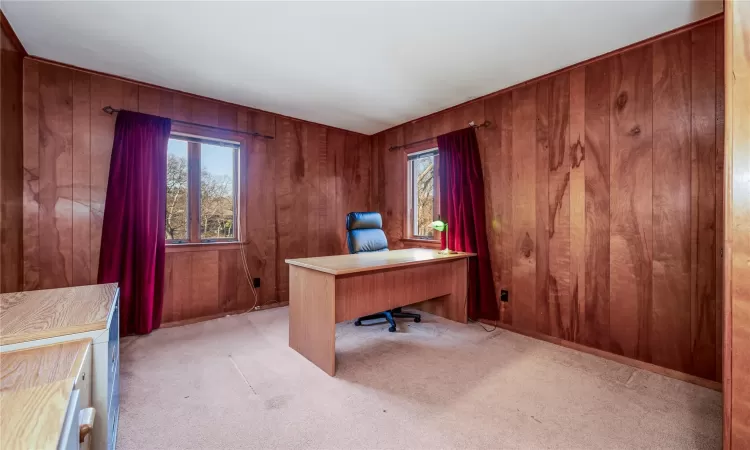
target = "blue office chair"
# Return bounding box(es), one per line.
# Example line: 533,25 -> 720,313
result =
346,212 -> 421,332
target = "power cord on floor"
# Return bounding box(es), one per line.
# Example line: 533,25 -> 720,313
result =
469,318 -> 497,332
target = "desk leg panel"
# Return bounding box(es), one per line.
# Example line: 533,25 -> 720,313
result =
411,258 -> 468,323
288,266 -> 336,375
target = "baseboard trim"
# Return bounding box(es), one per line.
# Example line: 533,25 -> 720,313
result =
481,320 -> 722,392
161,301 -> 289,329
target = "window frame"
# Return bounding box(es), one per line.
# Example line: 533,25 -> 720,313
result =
165,124 -> 245,247
404,140 -> 440,242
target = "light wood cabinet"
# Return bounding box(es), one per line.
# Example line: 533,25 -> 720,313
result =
0,340 -> 92,450
0,284 -> 120,450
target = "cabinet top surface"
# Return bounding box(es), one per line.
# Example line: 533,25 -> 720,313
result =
285,248 -> 474,275
0,339 -> 91,450
0,283 -> 118,346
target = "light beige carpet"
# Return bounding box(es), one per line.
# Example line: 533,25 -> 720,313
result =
118,307 -> 721,450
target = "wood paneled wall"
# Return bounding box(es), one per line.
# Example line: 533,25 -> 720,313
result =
372,19 -> 724,381
0,19 -> 24,293
724,1 -> 750,446
21,59 -> 373,323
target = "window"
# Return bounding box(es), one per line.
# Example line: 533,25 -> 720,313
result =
407,148 -> 439,239
165,133 -> 239,244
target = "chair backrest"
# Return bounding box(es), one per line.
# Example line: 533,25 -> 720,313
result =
346,212 -> 388,254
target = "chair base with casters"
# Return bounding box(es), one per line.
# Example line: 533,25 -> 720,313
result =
354,307 -> 421,332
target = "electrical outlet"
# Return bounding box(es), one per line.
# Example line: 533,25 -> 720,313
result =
500,289 -> 509,302
253,278 -> 261,288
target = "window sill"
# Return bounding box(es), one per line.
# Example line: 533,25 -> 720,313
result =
166,241 -> 246,253
401,238 -> 442,249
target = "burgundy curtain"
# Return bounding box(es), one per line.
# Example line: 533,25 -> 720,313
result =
437,127 -> 499,321
98,111 -> 172,335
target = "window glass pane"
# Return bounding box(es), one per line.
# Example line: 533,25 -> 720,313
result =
413,154 -> 435,236
200,143 -> 236,240
166,139 -> 189,241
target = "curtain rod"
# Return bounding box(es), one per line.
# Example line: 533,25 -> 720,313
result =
102,106 -> 275,140
388,120 -> 491,152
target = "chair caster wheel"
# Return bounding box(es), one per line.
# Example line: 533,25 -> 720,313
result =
414,317 -> 421,323
354,320 -> 362,326
388,326 -> 397,332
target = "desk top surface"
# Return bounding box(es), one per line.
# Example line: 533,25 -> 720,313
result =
285,248 -> 474,275
0,283 -> 118,346
0,339 -> 91,450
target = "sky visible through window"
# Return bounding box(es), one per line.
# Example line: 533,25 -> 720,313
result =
201,143 -> 235,178
167,138 -> 187,160
166,139 -> 235,178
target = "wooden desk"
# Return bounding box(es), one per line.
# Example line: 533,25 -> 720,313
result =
0,339 -> 93,450
0,284 -> 120,450
285,249 -> 473,375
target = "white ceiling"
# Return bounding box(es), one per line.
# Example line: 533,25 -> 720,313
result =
4,1 -> 722,135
